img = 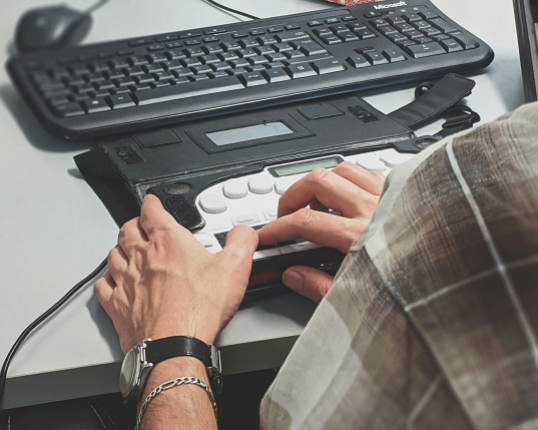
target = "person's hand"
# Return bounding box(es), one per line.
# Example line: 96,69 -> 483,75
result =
257,161 -> 385,303
94,194 -> 258,353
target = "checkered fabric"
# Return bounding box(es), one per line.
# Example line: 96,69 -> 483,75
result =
260,101 -> 538,430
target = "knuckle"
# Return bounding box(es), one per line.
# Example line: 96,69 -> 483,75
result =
307,167 -> 330,184
294,208 -> 318,230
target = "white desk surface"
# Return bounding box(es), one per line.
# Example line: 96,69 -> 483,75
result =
0,0 -> 525,410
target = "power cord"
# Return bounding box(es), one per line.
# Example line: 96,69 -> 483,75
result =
85,0 -> 110,14
203,0 -> 260,20
0,258 -> 108,414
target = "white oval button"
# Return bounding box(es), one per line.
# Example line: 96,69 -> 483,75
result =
275,177 -> 296,195
356,154 -> 386,172
249,175 -> 274,194
199,194 -> 227,214
380,150 -> 415,168
223,179 -> 248,199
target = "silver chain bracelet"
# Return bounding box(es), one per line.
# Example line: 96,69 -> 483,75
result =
135,376 -> 218,430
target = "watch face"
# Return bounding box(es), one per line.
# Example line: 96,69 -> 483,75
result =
120,346 -> 140,398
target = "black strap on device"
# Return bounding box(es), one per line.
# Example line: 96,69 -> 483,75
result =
145,336 -> 212,368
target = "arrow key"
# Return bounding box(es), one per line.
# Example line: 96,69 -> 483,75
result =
404,42 -> 445,58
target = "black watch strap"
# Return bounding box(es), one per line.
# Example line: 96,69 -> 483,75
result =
145,336 -> 212,368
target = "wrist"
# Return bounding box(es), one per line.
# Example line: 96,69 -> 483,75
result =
138,357 -> 209,411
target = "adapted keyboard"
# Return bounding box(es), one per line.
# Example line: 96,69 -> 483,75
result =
7,0 -> 494,139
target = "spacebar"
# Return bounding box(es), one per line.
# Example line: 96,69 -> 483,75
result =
134,77 -> 246,105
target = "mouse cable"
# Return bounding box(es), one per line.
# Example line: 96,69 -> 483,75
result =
203,0 -> 260,20
85,0 -> 110,14
0,257 -> 108,414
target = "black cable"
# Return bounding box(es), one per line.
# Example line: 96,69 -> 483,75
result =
203,0 -> 260,20
86,0 -> 110,14
0,258 -> 108,413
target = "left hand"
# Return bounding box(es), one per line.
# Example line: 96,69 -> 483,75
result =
94,194 -> 258,353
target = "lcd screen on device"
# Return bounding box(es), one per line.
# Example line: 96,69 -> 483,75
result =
206,122 -> 295,146
269,157 -> 342,177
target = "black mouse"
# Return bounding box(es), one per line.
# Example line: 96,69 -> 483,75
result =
15,5 -> 92,53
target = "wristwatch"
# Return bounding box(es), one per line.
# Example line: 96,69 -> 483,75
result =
119,336 -> 222,405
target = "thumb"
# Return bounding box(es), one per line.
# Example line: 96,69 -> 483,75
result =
221,225 -> 259,265
282,266 -> 334,304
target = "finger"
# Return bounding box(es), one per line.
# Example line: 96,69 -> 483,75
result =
117,218 -> 148,259
221,225 -> 259,265
139,194 -> 183,238
309,199 -> 328,213
258,208 -> 367,253
277,168 -> 379,219
332,161 -> 385,196
282,267 -> 334,304
107,246 -> 128,282
93,272 -> 115,311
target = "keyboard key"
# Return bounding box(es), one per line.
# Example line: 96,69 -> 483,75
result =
192,65 -> 213,74
365,52 -> 389,65
182,58 -> 203,67
229,58 -> 250,68
355,29 -> 377,39
204,28 -> 227,35
319,34 -> 342,45
239,72 -> 268,86
171,68 -> 194,77
156,35 -> 179,42
340,32 -> 360,42
262,68 -> 291,82
201,54 -> 220,64
250,29 -> 266,36
203,36 -> 220,43
204,45 -> 223,55
232,213 -> 260,226
330,25 -> 350,34
403,13 -> 421,22
274,42 -> 293,52
82,98 -> 111,113
341,16 -> 356,22
413,20 -> 431,30
267,26 -> 284,33
129,38 -> 153,47
422,27 -> 442,37
94,80 -> 116,90
386,32 -> 408,42
52,102 -> 85,117
285,24 -> 301,30
231,32 -> 248,38
147,44 -> 165,51
210,71 -> 230,78
179,31 -> 202,39
371,18 -> 389,28
383,49 -> 406,62
108,94 -> 136,109
150,80 -> 172,88
222,41 -> 241,51
284,50 -> 305,59
163,60 -> 183,70
407,30 -> 426,40
239,38 -> 260,48
170,77 -> 190,85
223,179 -> 248,198
248,55 -> 269,65
167,50 -> 187,60
48,95 -> 70,105
266,53 -> 287,62
291,40 -> 327,56
450,32 -> 479,49
379,26 -> 399,36
405,42 -> 445,58
286,63 -> 317,78
347,55 -> 371,68
211,61 -> 232,71
420,10 -> 439,20
324,18 -> 339,25
255,46 -> 276,55
200,194 -> 227,214
387,16 -> 406,25
312,58 -> 346,74
129,56 -> 149,66
152,71 -> 174,80
134,76 -> 244,105
249,176 -> 274,194
347,23 -> 366,32
185,39 -> 202,46
439,38 -> 464,53
166,41 -> 183,49
395,23 -> 415,33
307,20 -> 323,27
257,36 -> 277,45
429,18 -> 457,34
247,64 -> 267,72
276,31 -> 310,43
134,74 -> 154,84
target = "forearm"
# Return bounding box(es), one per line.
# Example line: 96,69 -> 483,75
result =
137,357 -> 218,430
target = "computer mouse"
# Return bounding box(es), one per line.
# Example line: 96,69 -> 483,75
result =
15,5 -> 92,53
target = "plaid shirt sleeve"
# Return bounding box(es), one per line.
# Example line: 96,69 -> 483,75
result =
260,101 -> 538,430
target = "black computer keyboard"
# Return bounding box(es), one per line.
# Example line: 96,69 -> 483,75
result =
7,0 -> 494,139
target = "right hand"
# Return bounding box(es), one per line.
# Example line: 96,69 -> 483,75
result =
257,161 -> 385,303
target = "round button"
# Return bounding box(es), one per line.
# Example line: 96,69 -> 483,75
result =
223,179 -> 248,199
380,150 -> 415,168
275,177 -> 296,195
199,193 -> 227,214
356,154 -> 386,172
248,175 -> 274,194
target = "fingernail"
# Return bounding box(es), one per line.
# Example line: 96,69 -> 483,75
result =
283,270 -> 303,291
